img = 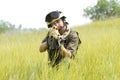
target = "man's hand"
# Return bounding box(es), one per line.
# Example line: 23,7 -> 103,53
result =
49,25 -> 62,40
60,44 -> 72,58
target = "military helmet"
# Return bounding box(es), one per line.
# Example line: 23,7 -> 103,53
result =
45,10 -> 66,28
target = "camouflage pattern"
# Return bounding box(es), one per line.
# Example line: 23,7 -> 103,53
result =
42,28 -> 81,66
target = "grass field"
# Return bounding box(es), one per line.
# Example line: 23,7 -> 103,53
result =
0,18 -> 120,80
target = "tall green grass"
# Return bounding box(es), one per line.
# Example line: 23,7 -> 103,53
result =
0,18 -> 120,80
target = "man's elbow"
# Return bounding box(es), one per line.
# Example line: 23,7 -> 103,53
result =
39,47 -> 44,52
39,42 -> 48,53
39,46 -> 46,52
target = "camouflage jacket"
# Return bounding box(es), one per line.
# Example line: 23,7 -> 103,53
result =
42,28 -> 81,66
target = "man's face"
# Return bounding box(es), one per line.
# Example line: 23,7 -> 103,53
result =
52,19 -> 64,30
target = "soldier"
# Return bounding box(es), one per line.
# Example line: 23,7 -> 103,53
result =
39,10 -> 81,67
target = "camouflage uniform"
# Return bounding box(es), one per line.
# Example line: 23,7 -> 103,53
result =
42,28 -> 81,67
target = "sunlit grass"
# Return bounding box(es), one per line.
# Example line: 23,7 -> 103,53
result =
0,18 -> 120,80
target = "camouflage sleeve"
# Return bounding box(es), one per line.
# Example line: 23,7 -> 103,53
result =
66,31 -> 81,56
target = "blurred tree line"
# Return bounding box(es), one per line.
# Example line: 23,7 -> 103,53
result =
0,20 -> 17,33
0,20 -> 39,34
84,0 -> 120,21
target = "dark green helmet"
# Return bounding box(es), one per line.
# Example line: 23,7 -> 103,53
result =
45,10 -> 66,28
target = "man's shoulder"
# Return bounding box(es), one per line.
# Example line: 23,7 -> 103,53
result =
68,29 -> 79,37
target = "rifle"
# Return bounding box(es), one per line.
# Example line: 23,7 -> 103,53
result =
48,25 -> 63,50
47,25 -> 64,66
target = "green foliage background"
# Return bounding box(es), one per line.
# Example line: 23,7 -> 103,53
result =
84,0 -> 120,20
0,18 -> 120,80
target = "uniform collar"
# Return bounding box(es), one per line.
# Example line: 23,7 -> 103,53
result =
62,26 -> 70,39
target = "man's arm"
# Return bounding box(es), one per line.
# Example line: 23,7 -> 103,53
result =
60,31 -> 81,58
39,32 -> 49,53
60,45 -> 72,58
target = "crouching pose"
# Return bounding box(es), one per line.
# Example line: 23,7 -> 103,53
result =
39,10 -> 81,67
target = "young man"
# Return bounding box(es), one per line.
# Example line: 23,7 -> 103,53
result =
39,11 -> 81,67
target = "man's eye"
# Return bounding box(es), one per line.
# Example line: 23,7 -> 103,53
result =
56,20 -> 60,23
